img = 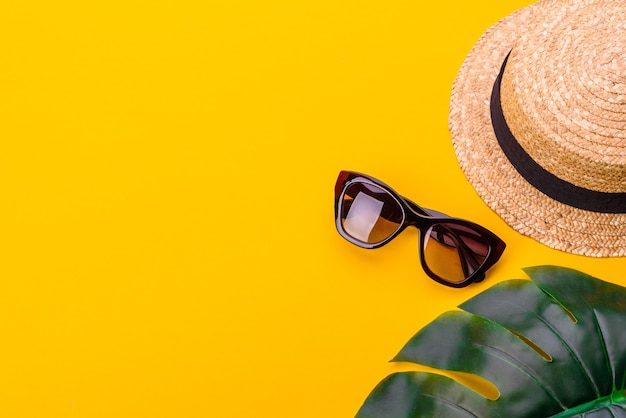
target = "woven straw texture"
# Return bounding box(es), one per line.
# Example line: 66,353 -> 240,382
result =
450,0 -> 626,257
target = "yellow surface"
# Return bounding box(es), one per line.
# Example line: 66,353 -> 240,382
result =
2,0 -> 626,417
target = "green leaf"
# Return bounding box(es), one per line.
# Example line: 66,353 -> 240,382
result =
356,266 -> 626,417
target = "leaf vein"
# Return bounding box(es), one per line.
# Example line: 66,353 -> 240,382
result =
421,393 -> 479,417
474,343 -> 566,410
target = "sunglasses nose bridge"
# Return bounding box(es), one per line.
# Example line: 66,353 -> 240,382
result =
402,206 -> 431,230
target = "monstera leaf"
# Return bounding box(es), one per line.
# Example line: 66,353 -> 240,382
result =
356,266 -> 626,417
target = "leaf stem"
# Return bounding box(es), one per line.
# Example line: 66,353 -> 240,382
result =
549,390 -> 626,417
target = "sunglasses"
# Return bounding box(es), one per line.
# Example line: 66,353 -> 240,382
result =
334,171 -> 506,287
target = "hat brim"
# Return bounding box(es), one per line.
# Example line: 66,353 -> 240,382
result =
449,0 -> 626,257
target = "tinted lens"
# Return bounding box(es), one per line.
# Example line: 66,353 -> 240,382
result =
340,182 -> 404,245
423,222 -> 491,284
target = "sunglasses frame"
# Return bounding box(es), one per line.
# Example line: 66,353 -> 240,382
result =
334,171 -> 506,287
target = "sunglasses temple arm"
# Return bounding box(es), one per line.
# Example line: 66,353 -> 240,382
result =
430,225 -> 487,282
452,232 -> 485,280
451,233 -> 486,282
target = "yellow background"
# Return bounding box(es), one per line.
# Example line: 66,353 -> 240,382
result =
2,0 -> 626,417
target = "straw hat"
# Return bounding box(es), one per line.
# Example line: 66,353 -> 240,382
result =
450,0 -> 626,257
